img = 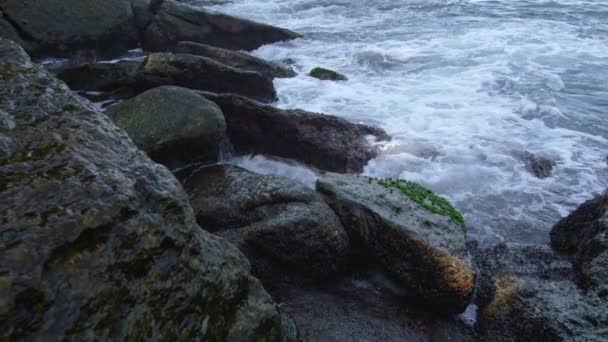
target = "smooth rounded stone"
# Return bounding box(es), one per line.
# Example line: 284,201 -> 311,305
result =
176,41 -> 296,79
473,243 -> 608,341
105,86 -> 226,169
181,164 -> 351,281
315,173 -> 475,314
309,67 -> 347,81
142,0 -> 301,52
0,0 -> 139,56
199,92 -> 390,173
0,39 -> 283,341
55,53 -> 278,103
550,194 -> 608,294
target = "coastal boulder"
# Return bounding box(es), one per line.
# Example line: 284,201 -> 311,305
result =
56,53 -> 278,103
176,41 -> 296,79
0,0 -> 139,56
200,92 -> 390,173
181,165 -> 350,281
0,39 -> 284,341
105,86 -> 226,169
316,174 -> 475,314
551,194 -> 608,294
309,67 -> 347,81
142,0 -> 301,52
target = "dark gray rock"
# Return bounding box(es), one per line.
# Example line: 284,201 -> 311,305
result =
551,194 -> 608,294
309,67 -> 347,81
473,243 -> 608,342
519,151 -> 556,178
176,41 -> 296,79
142,0 -> 301,52
0,0 -> 139,56
315,173 -> 476,314
0,38 -> 284,341
105,86 -> 226,169
200,92 -> 390,173
56,53 -> 278,103
181,165 -> 350,281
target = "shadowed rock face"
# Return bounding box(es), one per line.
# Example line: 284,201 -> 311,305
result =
181,165 -> 350,282
142,0 -> 301,52
56,53 -> 278,103
105,86 -> 226,169
199,92 -> 390,173
0,38 -> 284,341
315,173 -> 475,314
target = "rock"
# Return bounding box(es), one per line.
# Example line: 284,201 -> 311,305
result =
142,0 -> 301,52
176,41 -> 296,79
550,194 -> 608,294
0,0 -> 139,56
105,86 -> 226,169
56,53 -> 278,103
473,243 -> 607,341
199,92 -> 390,173
309,67 -> 347,81
0,12 -> 26,48
315,174 -> 475,314
519,151 -> 556,178
0,38 -> 284,341
181,164 -> 350,281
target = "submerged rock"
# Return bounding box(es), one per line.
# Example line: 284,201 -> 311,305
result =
0,0 -> 139,56
309,67 -> 348,81
105,86 -> 226,169
56,53 -> 277,102
176,41 -> 296,79
316,174 -> 475,314
0,38 -> 284,341
142,0 -> 301,52
550,194 -> 608,294
181,165 -> 350,281
200,92 -> 390,173
519,151 -> 556,179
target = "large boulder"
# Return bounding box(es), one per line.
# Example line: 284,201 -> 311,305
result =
0,0 -> 139,56
105,86 -> 226,169
142,0 -> 301,52
180,165 -> 350,281
176,41 -> 296,79
473,243 -> 607,341
200,92 -> 390,173
57,53 -> 277,103
315,174 -> 475,314
0,39 -> 285,340
551,194 -> 608,294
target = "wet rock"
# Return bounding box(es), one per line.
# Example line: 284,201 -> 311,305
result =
0,0 -> 139,56
181,164 -> 350,281
309,67 -> 347,81
519,151 -> 556,178
473,243 -> 607,341
0,38 -> 284,341
56,53 -> 277,102
105,86 -> 226,169
142,0 -> 301,52
176,41 -> 296,79
316,174 -> 475,314
550,194 -> 608,294
199,92 -> 390,173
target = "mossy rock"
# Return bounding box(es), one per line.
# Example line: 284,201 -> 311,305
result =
309,67 -> 347,81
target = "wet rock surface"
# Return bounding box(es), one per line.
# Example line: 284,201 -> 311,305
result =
309,67 -> 347,81
142,0 -> 301,52
105,86 -> 226,169
0,38 -> 284,341
200,92 -> 390,173
181,164 -> 351,282
176,41 -> 296,79
316,173 -> 476,314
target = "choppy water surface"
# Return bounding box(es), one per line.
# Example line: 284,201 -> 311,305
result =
205,0 -> 608,244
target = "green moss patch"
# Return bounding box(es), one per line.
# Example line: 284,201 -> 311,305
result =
372,177 -> 466,231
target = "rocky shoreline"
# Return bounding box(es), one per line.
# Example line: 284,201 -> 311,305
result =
1,0 -> 606,341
